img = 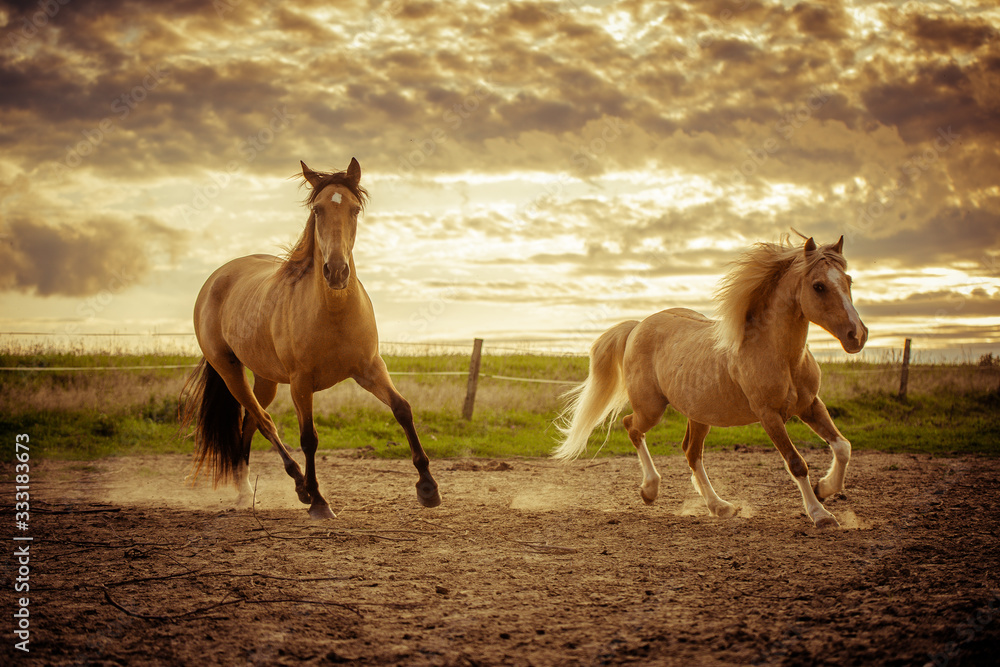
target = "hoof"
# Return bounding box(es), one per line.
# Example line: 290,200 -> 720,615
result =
712,502 -> 738,519
640,489 -> 656,505
308,504 -> 336,520
814,514 -> 840,530
235,495 -> 252,509
417,481 -> 442,508
295,486 -> 312,505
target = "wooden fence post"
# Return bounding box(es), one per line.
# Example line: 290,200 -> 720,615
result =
898,338 -> 912,399
462,338 -> 484,420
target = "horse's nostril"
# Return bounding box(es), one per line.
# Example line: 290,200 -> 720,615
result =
323,261 -> 349,287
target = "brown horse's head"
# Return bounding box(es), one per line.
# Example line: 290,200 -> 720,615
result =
300,158 -> 367,290
798,236 -> 867,353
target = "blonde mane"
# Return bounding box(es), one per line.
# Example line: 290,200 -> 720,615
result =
711,239 -> 846,354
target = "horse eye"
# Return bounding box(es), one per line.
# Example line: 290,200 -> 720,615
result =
813,282 -> 825,293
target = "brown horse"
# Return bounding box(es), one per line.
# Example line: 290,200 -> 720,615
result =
554,236 -> 866,528
184,158 -> 441,519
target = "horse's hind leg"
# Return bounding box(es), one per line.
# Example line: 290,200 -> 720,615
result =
204,351 -> 309,503
623,378 -> 670,504
234,377 -> 278,507
354,356 -> 441,508
622,410 -> 663,505
798,397 -> 852,501
683,420 -> 737,518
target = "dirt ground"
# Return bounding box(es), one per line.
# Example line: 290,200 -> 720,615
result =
4,448 -> 999,666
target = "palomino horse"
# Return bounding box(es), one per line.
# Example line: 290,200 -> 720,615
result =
184,158 -> 441,519
554,237 -> 866,528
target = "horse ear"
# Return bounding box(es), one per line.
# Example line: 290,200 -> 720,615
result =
804,237 -> 817,254
301,161 -> 322,188
832,235 -> 844,254
347,157 -> 361,188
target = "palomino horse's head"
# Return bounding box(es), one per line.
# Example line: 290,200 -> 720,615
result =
301,158 -> 365,290
798,236 -> 868,353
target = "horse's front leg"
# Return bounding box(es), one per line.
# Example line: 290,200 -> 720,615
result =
798,397 -> 852,501
290,378 -> 334,519
354,357 -> 441,508
758,410 -> 839,529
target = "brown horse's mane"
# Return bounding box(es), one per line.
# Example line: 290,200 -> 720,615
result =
277,170 -> 370,284
711,238 -> 847,354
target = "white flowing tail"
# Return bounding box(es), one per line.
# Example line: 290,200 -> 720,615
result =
553,320 -> 639,460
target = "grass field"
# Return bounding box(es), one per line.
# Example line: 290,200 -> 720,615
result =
2,350 -> 998,462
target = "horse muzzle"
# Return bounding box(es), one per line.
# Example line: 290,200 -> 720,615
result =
839,321 -> 868,354
322,260 -> 350,290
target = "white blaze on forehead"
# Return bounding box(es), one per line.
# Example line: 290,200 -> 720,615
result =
331,192 -> 342,204
825,266 -> 843,287
827,266 -> 862,327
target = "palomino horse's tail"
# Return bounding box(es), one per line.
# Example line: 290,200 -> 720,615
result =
181,358 -> 244,486
554,320 -> 639,460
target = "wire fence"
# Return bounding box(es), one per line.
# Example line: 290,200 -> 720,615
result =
1,332 -> 995,385
0,364 -> 201,372
3,334 -> 997,420
0,331 -> 581,357
0,333 -> 581,397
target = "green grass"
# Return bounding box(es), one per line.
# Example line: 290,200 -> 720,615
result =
1,406 -> 190,460
277,407 -> 562,459
1,352 -> 998,461
0,351 -> 197,374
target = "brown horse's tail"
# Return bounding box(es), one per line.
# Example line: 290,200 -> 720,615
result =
180,358 -> 244,486
553,320 -> 639,460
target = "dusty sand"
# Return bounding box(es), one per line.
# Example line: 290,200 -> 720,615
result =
4,448 -> 999,665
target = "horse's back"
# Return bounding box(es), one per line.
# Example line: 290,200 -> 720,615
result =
627,308 -> 718,376
194,254 -> 283,362
659,307 -> 714,324
632,308 -> 714,343
197,253 -> 279,298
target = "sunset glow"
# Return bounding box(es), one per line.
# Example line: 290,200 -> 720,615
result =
0,1 -> 997,360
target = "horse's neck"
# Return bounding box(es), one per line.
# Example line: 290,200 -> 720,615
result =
312,258 -> 364,314
751,271 -> 809,364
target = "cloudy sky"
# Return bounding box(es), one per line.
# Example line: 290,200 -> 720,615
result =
1,0 -> 997,360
